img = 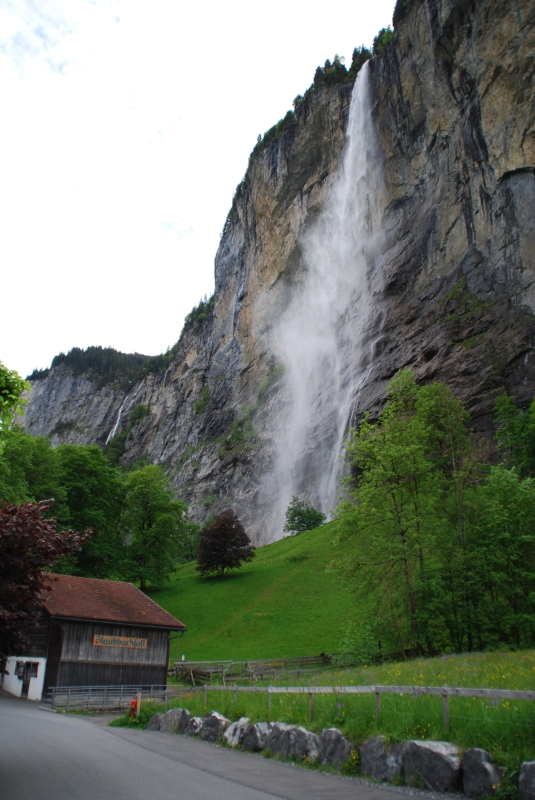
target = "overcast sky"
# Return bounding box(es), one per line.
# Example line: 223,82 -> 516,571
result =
1,0 -> 396,379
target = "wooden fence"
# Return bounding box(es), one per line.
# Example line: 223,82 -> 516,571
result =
48,682 -> 535,729
172,653 -> 335,685
176,683 -> 535,731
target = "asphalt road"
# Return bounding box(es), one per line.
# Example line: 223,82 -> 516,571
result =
0,692 -> 409,800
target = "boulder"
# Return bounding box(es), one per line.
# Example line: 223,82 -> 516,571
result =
265,723 -> 295,758
159,707 -> 183,734
291,727 -> 320,762
201,712 -> 231,742
319,728 -> 353,767
187,716 -> 204,736
360,735 -> 406,781
146,712 -> 163,731
462,748 -> 501,798
519,761 -> 535,800
177,709 -> 191,735
242,722 -> 272,752
404,740 -> 461,792
265,723 -> 319,761
224,717 -> 250,748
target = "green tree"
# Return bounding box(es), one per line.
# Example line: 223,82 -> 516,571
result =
494,392 -> 535,477
196,509 -> 255,578
54,444 -> 125,578
337,370 -> 486,657
0,362 -> 29,454
0,426 -> 65,510
338,369 -> 444,656
471,466 -> 535,648
120,465 -> 189,589
283,496 -> 326,535
336,370 -> 535,657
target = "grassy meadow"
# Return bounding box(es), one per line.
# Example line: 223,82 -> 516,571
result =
146,521 -> 364,663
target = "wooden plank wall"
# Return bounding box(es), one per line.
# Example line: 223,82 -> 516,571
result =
61,622 -> 168,666
43,621 -> 63,694
18,611 -> 50,657
56,661 -> 167,687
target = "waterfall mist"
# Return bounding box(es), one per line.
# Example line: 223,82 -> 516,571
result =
270,62 -> 386,539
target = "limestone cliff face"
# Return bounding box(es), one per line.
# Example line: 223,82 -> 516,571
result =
22,84 -> 353,542
360,0 -> 535,428
23,0 -> 535,542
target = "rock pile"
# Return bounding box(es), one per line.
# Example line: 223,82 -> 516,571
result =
358,737 -> 509,798
146,707 -> 533,799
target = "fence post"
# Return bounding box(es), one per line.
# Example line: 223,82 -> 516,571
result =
66,688 -> 71,714
136,692 -> 141,717
375,689 -> 381,723
268,687 -> 272,721
103,686 -> 107,712
204,686 -> 207,708
442,691 -> 449,730
165,691 -> 168,713
308,691 -> 314,722
233,686 -> 237,707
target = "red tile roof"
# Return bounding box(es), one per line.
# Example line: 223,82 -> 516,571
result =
40,574 -> 185,630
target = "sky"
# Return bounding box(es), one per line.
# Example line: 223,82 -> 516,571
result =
1,0 -> 396,379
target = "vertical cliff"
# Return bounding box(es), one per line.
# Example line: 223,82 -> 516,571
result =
22,0 -> 535,543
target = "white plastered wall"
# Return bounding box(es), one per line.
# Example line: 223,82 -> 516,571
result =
4,657 -> 47,701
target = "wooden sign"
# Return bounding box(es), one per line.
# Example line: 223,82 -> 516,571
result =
93,634 -> 147,649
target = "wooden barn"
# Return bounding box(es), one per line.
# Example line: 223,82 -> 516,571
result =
3,574 -> 185,701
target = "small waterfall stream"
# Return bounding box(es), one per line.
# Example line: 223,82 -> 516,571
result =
105,396 -> 129,445
270,62 -> 386,537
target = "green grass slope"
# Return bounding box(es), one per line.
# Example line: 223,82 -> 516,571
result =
147,522 -> 358,662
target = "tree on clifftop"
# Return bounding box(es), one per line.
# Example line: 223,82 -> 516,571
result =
196,509 -> 255,578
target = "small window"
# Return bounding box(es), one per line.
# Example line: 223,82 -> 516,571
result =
15,661 -> 24,679
30,663 -> 39,678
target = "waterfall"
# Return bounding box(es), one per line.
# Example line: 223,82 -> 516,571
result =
106,396 -> 129,445
270,61 -> 385,538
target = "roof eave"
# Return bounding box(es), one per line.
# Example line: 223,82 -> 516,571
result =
48,613 -> 186,632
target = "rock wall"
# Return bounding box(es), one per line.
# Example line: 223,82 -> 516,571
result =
22,0 -> 535,543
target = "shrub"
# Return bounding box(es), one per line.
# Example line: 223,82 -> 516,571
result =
194,386 -> 211,415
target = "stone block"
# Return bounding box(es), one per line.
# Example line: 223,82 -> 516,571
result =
159,707 -> 183,734
404,740 -> 461,792
319,728 -> 353,767
177,708 -> 191,734
187,716 -> 204,736
462,748 -> 500,798
146,712 -> 163,731
242,722 -> 272,751
224,717 -> 250,747
519,761 -> 535,800
201,712 -> 231,742
360,735 -> 405,781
